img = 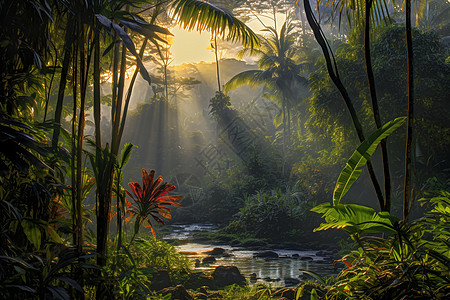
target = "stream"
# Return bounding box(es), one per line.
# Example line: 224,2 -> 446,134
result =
164,224 -> 340,287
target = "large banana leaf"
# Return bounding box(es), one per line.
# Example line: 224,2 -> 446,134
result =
333,117 -> 406,205
312,202 -> 399,234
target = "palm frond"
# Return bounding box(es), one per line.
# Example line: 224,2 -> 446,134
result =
171,0 -> 260,49
223,70 -> 270,92
320,0 -> 391,28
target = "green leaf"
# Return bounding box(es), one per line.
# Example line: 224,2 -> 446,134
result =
22,219 -> 41,250
119,143 -> 135,169
311,203 -> 399,234
47,226 -> 63,244
333,117 -> 406,205
310,288 -> 318,300
298,268 -> 326,285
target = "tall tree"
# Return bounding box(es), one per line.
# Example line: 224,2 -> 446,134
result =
403,0 -> 414,220
224,20 -> 308,149
301,0 -> 386,209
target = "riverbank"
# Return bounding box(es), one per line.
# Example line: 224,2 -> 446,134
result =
162,223 -> 342,287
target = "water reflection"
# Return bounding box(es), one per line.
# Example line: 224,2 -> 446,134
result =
165,224 -> 339,286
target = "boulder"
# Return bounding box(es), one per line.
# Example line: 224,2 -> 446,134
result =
212,266 -> 246,288
204,247 -> 227,256
184,271 -> 215,290
159,285 -> 193,300
149,270 -> 172,291
202,256 -> 216,264
254,251 -> 279,259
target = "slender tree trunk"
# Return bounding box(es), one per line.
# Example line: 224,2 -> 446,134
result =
116,172 -> 122,252
52,18 -> 73,148
281,96 -> 287,176
111,43 -> 127,155
115,39 -> 149,254
403,0 -> 414,220
43,41 -> 57,122
214,35 -> 221,92
364,0 -> 391,211
75,36 -> 86,255
93,24 -> 102,147
164,42 -> 169,100
118,39 -> 148,142
96,42 -> 120,272
97,35 -> 127,274
303,0 -> 385,208
287,102 -> 291,145
71,41 -> 78,252
164,64 -> 168,100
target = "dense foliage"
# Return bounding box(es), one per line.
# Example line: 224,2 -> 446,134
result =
0,0 -> 449,299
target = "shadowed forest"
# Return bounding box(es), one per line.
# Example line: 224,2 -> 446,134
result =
1,0 -> 449,299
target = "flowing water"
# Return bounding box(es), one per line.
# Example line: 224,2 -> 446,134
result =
164,224 -> 339,287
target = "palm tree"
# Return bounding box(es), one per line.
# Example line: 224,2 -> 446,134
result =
224,20 -> 308,148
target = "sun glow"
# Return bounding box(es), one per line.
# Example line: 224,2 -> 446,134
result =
169,12 -> 286,66
170,26 -> 215,65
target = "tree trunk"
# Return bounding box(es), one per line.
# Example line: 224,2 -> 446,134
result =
303,0 -> 385,208
403,0 -> 414,220
71,40 -> 78,252
111,43 -> 127,155
364,0 -> 391,211
93,23 -> 102,147
214,35 -> 221,92
52,18 -> 73,148
118,39 -> 148,142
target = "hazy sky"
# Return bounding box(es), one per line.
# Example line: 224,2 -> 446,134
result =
170,13 -> 287,65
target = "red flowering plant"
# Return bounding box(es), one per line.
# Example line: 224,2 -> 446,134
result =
125,169 -> 183,238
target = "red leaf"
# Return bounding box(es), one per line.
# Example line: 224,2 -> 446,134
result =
343,260 -> 352,268
128,182 -> 143,201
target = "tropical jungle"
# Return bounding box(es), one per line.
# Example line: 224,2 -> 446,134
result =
0,0 -> 449,299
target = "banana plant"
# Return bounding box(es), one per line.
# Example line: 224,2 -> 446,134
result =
312,117 -> 405,236
311,203 -> 399,235
333,117 -> 406,206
